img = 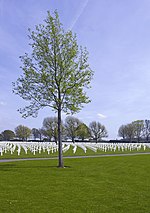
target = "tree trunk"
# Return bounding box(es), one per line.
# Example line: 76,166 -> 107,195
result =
58,105 -> 64,168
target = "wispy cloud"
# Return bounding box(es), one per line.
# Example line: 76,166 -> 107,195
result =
97,113 -> 107,119
69,0 -> 89,29
0,101 -> 6,106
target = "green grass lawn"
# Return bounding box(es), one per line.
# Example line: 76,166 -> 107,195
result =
0,154 -> 150,213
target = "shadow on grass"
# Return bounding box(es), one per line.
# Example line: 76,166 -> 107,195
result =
0,164 -> 16,171
0,164 -> 71,171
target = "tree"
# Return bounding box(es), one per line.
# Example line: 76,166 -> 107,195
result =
15,125 -> 31,141
118,125 -> 127,139
89,121 -> 108,142
32,128 -> 41,140
118,123 -> 135,142
38,128 -> 44,141
1,130 -> 15,141
76,123 -> 90,141
42,117 -> 58,142
124,124 -> 135,142
12,11 -> 93,167
65,116 -> 81,142
143,120 -> 150,142
0,134 -> 3,141
132,120 -> 144,142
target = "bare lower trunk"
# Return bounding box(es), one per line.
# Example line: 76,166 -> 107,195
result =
58,106 -> 64,168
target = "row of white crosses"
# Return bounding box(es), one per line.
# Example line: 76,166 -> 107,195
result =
0,142 -> 150,156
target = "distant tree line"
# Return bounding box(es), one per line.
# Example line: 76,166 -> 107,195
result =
118,120 -> 150,142
0,116 -> 108,142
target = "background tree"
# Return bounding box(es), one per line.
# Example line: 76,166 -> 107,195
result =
38,128 -> 44,141
1,130 -> 15,141
132,120 -> 144,142
143,120 -> 150,142
65,116 -> 81,142
42,117 -> 58,142
89,121 -> 108,142
12,11 -> 93,167
0,134 -> 3,141
15,125 -> 31,141
118,123 -> 135,142
32,128 -> 41,140
76,123 -> 90,141
118,125 -> 127,139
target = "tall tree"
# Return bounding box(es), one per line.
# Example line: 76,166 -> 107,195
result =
15,125 -> 31,141
1,130 -> 15,141
12,11 -> 93,167
89,121 -> 108,142
65,116 -> 81,142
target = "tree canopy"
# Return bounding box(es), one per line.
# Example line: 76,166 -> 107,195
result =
15,125 -> 31,141
65,116 -> 81,142
89,121 -> 108,142
1,130 -> 15,141
76,123 -> 90,141
118,119 -> 150,142
42,117 -> 58,142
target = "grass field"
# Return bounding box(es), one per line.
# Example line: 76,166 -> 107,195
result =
0,154 -> 150,213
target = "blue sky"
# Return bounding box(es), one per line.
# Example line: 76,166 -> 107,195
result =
1,0 -> 150,139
